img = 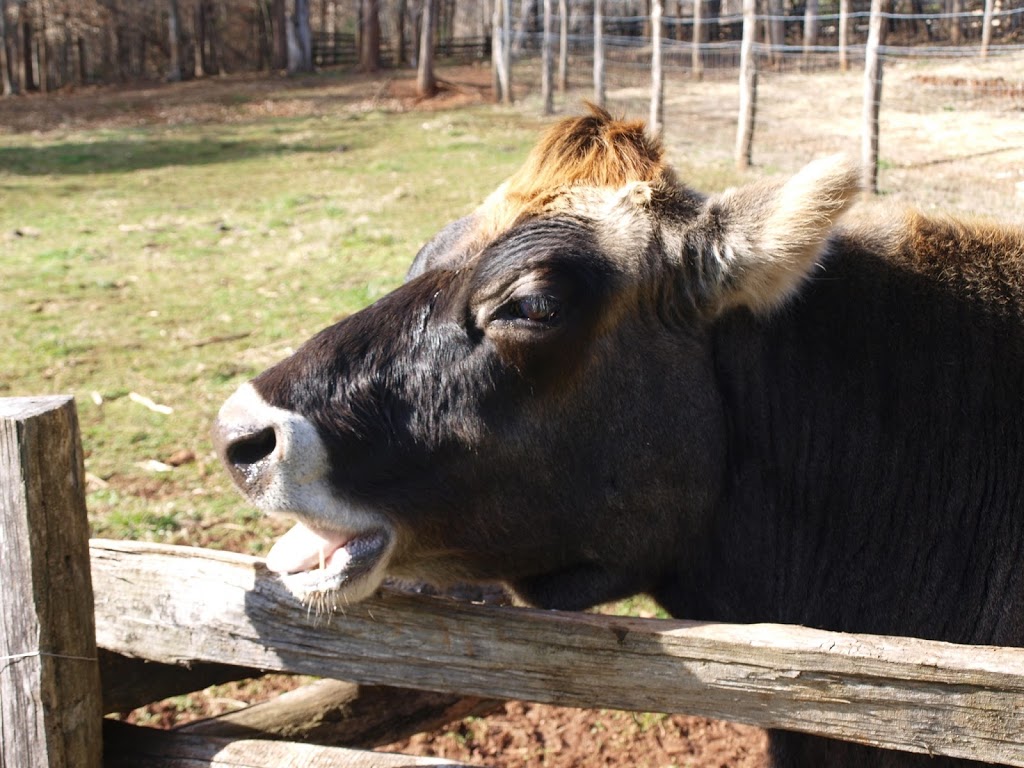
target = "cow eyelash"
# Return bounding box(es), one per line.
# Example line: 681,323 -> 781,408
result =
505,294 -> 561,324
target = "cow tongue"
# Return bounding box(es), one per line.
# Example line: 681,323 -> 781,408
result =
265,521 -> 349,574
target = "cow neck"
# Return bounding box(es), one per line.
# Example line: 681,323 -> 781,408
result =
700,244 -> 1024,642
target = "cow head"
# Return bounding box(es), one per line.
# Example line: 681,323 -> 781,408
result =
213,107 -> 859,612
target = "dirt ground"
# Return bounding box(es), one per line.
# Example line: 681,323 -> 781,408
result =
9,57 -> 1020,767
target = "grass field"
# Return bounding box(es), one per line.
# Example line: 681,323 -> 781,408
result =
0,81 -> 552,551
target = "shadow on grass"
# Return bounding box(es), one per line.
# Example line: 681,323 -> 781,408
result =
0,136 -> 340,176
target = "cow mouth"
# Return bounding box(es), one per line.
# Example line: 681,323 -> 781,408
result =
265,520 -> 393,598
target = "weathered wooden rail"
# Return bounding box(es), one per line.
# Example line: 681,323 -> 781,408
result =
4,396 -> 1024,767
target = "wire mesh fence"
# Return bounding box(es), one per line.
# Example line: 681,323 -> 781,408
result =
510,0 -> 1023,219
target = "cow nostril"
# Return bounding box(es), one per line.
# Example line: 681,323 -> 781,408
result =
226,427 -> 277,467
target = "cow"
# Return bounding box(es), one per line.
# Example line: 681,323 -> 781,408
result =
213,106 -> 1024,767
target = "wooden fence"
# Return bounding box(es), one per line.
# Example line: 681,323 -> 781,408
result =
4,395 -> 1024,767
310,33 -> 489,69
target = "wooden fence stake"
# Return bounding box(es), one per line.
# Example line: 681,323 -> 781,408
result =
0,396 -> 102,768
593,0 -> 605,108
735,0 -> 757,170
862,0 -> 884,194
649,0 -> 664,136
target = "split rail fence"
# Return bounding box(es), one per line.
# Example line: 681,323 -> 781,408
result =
4,395 -> 1024,767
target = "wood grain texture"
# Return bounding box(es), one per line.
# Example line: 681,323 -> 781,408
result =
90,539 -> 1024,766
104,720 -> 473,767
1,397 -> 103,768
179,676 -> 501,748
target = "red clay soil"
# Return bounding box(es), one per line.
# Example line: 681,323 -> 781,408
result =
386,702 -> 769,768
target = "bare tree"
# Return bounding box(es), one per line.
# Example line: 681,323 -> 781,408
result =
0,0 -> 13,95
271,0 -> 287,69
511,0 -> 531,53
803,0 -> 819,59
416,0 -> 436,96
980,0 -> 994,57
491,0 -> 511,103
288,0 -> 312,73
394,0 -> 407,66
557,0 -> 567,92
35,0 -> 47,92
541,0 -> 552,113
948,0 -> 962,44
593,0 -> 604,108
839,0 -> 850,71
359,0 -> 379,72
692,0 -> 703,81
167,0 -> 182,81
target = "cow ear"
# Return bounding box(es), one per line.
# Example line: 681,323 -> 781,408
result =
686,155 -> 860,315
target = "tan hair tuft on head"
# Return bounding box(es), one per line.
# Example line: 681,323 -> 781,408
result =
478,105 -> 669,236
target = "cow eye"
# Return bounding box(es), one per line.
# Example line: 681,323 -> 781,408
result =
510,295 -> 560,323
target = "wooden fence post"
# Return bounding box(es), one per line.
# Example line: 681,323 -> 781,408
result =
735,0 -> 757,170
981,0 -> 995,57
692,0 -> 704,81
558,0 -> 568,92
862,0 -> 883,194
0,396 -> 102,768
649,0 -> 664,136
593,0 -> 605,108
838,0 -> 850,71
542,0 -> 554,114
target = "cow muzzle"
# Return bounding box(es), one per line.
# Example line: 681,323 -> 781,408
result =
213,381 -> 396,606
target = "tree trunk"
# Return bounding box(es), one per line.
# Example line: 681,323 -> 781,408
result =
77,36 -> 86,84
692,0 -> 703,80
445,0 -> 457,46
58,19 -> 70,87
0,0 -> 13,95
980,0 -> 994,56
256,0 -> 272,70
948,0 -> 962,44
502,0 -> 512,100
803,0 -> 819,60
541,0 -> 553,113
271,0 -> 287,69
511,0 -> 531,54
491,0 -> 501,99
557,0 -> 567,92
360,0 -> 379,72
416,0 -> 436,96
206,0 -> 224,75
298,0 -> 312,71
22,17 -> 33,90
193,1 -> 206,77
593,0 -> 604,107
395,0 -> 407,66
168,0 -> 182,81
35,0 -> 46,93
838,0 -> 850,71
491,0 -> 512,103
